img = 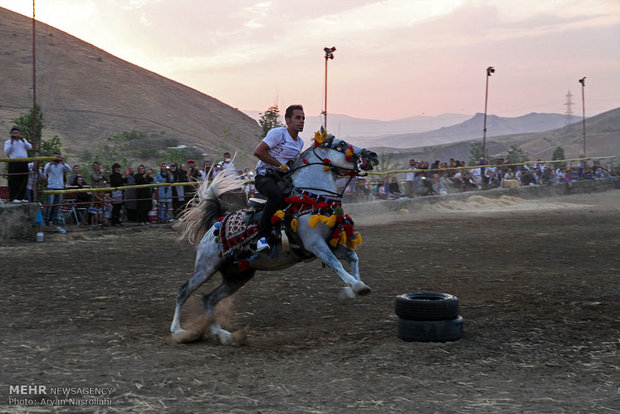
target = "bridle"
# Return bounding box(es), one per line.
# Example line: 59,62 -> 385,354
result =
287,135 -> 368,198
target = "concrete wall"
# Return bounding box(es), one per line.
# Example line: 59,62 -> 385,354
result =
0,202 -> 39,243
344,177 -> 620,217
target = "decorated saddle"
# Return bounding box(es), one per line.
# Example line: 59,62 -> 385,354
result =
213,209 -> 260,257
213,190 -> 362,266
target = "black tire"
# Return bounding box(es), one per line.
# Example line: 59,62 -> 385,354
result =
394,292 -> 459,321
397,316 -> 463,342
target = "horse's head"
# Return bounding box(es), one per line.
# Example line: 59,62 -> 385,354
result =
309,129 -> 379,176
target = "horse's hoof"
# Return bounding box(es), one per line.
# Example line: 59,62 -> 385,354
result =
217,333 -> 233,346
171,329 -> 203,344
352,281 -> 371,296
338,287 -> 356,304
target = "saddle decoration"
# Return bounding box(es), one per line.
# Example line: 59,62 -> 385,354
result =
213,210 -> 259,260
270,190 -> 362,250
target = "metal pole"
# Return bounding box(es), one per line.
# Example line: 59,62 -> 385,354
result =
323,55 -> 328,130
32,0 -> 39,201
482,66 -> 494,161
322,47 -> 335,131
579,77 -> 586,157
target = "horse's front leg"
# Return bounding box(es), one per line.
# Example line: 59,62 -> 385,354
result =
334,244 -> 360,281
334,244 -> 364,303
305,240 -> 371,296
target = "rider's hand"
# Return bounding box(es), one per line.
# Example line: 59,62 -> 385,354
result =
278,163 -> 290,173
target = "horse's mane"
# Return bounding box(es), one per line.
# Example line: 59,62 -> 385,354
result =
176,170 -> 247,245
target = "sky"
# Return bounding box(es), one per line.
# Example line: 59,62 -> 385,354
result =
3,0 -> 620,121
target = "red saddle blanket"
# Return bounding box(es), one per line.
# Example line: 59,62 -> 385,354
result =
218,209 -> 259,256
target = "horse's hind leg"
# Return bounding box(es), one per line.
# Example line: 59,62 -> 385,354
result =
202,265 -> 255,345
170,237 -> 223,334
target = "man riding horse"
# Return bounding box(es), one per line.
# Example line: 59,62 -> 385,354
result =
252,104 -> 305,252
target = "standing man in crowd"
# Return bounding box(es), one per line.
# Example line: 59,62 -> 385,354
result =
4,127 -> 32,202
90,161 -> 108,188
43,152 -> 71,225
405,159 -> 417,197
220,152 -> 235,172
253,104 -> 305,252
184,159 -> 201,205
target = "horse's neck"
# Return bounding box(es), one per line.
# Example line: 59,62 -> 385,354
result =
292,153 -> 337,197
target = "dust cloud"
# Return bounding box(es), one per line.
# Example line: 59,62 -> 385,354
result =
353,190 -> 619,227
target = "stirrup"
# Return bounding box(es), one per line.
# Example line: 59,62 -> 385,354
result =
256,237 -> 270,252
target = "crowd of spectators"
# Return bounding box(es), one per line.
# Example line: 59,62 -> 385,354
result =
29,151 -> 253,228
3,141 -> 618,228
338,157 -> 618,202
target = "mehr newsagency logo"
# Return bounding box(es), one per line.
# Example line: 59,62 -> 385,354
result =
8,384 -> 114,407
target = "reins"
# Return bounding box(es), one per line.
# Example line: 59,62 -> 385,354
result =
287,144 -> 361,199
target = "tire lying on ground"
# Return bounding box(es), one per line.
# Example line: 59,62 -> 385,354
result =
394,292 -> 459,321
397,316 -> 464,342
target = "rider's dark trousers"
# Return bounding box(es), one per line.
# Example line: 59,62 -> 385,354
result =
254,173 -> 284,239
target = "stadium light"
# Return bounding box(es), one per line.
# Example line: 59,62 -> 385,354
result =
322,47 -> 336,130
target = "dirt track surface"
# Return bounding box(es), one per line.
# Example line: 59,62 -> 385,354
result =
2,191 -> 619,413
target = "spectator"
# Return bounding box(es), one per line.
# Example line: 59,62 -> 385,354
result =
88,199 -> 103,228
26,161 -> 43,202
109,163 -> 124,226
184,159 -> 200,204
389,176 -> 403,197
123,165 -> 138,222
90,161 -> 108,188
356,178 -> 374,201
169,162 -> 185,218
202,160 -> 214,182
469,161 -> 483,189
74,176 -> 92,224
43,153 -> 71,225
378,177 -> 398,200
155,163 -> 172,223
4,127 -> 32,202
69,164 -> 83,186
405,159 -> 417,197
134,165 -> 154,225
212,163 -> 223,177
102,192 -> 112,227
221,152 -> 235,171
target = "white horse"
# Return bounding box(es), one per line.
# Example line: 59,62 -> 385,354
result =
171,132 -> 379,344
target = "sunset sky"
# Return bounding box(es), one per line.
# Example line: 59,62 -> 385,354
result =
3,0 -> 620,121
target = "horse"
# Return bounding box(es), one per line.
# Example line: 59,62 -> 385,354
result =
171,131 -> 379,344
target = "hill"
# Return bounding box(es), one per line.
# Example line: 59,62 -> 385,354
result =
372,107 -> 620,165
0,7 -> 262,168
351,112 -> 580,149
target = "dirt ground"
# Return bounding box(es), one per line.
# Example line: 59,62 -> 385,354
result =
1,190 -> 619,413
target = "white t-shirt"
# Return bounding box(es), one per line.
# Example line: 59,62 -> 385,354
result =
4,138 -> 32,158
255,127 -> 303,175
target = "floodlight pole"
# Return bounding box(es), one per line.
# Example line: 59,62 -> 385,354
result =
322,47 -> 336,130
32,0 -> 39,201
579,77 -> 586,157
482,66 -> 494,161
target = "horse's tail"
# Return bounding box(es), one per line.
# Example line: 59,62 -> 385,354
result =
177,171 -> 248,245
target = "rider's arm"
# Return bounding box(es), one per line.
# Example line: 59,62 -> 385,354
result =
253,141 -> 286,169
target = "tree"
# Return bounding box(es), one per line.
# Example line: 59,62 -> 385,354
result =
12,106 -> 64,157
467,142 -> 489,166
40,136 -> 63,156
506,145 -> 528,164
371,152 -> 402,184
258,105 -> 283,138
551,146 -> 566,168
12,105 -> 43,155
